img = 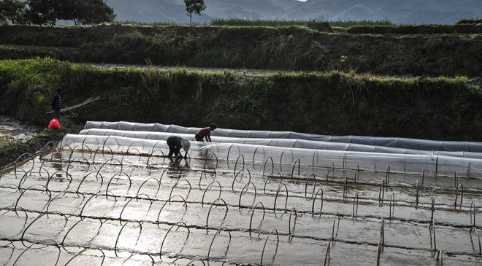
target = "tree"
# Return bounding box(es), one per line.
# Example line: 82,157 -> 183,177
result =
0,0 -> 27,23
66,0 -> 116,25
83,0 -> 116,25
27,0 -> 61,25
26,0 -> 116,25
183,0 -> 206,25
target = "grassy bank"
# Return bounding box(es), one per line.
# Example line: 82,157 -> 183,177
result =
210,18 -> 395,28
1,24 -> 482,77
1,58 -> 481,141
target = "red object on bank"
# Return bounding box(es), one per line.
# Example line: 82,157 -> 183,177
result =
48,118 -> 60,129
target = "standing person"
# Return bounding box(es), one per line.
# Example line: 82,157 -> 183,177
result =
167,136 -> 191,159
51,87 -> 62,119
195,123 -> 217,142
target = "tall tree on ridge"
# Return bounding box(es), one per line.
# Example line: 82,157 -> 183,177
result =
183,0 -> 206,25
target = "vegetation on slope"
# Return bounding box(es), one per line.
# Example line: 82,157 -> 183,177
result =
1,58 -> 481,141
1,23 -> 482,78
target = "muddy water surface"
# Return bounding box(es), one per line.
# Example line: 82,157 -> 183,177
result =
1,143 -> 481,265
0,115 -> 42,147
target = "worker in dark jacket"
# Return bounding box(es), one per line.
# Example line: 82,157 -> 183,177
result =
167,136 -> 191,159
51,87 -> 62,119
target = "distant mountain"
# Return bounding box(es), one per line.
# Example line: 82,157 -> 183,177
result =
106,0 -> 213,24
204,0 -> 286,19
105,0 -> 482,24
284,0 -> 482,24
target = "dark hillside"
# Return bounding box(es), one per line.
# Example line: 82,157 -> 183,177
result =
1,24 -> 482,77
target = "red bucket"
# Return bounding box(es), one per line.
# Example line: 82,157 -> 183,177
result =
48,118 -> 60,129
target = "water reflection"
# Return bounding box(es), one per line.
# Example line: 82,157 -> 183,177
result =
51,147 -> 63,172
167,157 -> 190,178
0,115 -> 41,147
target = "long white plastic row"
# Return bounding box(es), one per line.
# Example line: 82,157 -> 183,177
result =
84,121 -> 482,152
56,121 -> 482,178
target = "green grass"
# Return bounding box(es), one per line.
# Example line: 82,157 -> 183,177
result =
210,18 -> 308,27
117,20 -> 207,26
210,18 -> 396,28
0,57 -> 59,85
329,19 -> 396,28
0,57 -> 478,109
117,18 -> 397,28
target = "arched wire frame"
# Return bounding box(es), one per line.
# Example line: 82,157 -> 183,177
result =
305,173 -> 318,200
239,181 -> 257,210
159,222 -> 191,262
199,164 -> 217,190
206,227 -> 232,266
114,221 -> 144,257
249,202 -> 266,239
260,229 -> 280,266
253,146 -> 267,171
312,188 -> 324,217
274,184 -> 289,214
206,198 -> 229,235
14,153 -> 34,180
470,227 -> 482,261
226,144 -> 241,169
262,157 -> 274,187
60,218 -> 104,251
136,177 -> 162,199
168,178 -> 192,204
234,154 -> 245,176
38,141 -> 60,160
146,142 -> 165,169
202,180 -> 223,207
157,195 -> 188,226
232,167 -> 252,194
279,148 -> 295,173
288,207 -> 297,242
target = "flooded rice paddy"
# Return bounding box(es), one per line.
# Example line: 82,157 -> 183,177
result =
0,116 -> 41,147
1,122 -> 482,265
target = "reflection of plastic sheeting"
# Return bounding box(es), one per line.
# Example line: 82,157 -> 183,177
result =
197,143 -> 217,160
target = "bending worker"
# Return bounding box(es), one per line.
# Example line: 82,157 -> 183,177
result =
195,123 -> 217,142
166,136 -> 190,159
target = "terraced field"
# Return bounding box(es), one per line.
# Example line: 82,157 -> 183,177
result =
1,122 -> 482,265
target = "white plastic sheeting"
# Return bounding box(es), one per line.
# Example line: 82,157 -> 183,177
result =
61,128 -> 482,178
79,128 -> 482,160
84,121 -> 482,152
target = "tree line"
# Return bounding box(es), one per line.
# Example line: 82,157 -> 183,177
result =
0,0 -> 115,25
0,0 -> 207,25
